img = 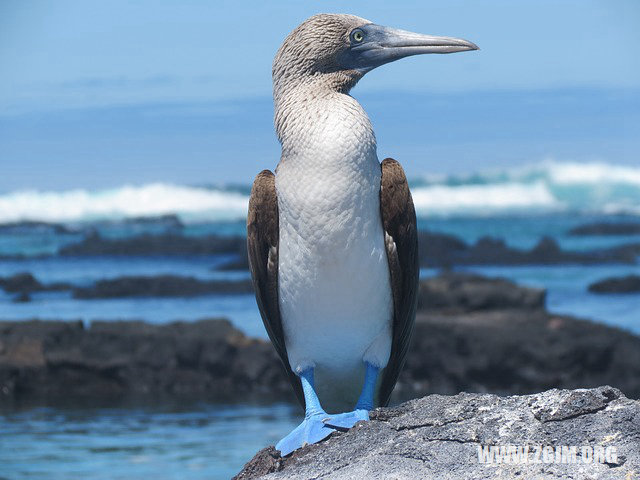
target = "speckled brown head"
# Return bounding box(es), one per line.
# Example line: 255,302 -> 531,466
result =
273,13 -> 478,95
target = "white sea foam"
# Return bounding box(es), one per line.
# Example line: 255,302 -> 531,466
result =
411,181 -> 559,215
414,160 -> 640,216
501,160 -> 640,186
0,161 -> 638,223
0,183 -> 249,223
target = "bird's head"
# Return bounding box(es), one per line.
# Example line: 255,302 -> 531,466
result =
273,13 -> 478,94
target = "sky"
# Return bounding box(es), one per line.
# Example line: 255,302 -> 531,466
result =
1,0 -> 639,191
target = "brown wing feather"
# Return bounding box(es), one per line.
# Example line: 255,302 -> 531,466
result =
247,170 -> 303,405
378,158 -> 419,406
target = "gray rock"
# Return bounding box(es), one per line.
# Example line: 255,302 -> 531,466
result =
588,275 -> 640,294
0,272 -> 43,293
72,274 -> 254,298
418,233 -> 640,267
0,271 -> 253,299
401,308 -> 640,401
0,272 -> 72,295
0,319 -> 292,402
235,386 -> 640,479
417,272 -> 545,312
59,232 -> 246,256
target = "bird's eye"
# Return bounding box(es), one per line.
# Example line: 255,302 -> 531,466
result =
351,29 -> 364,43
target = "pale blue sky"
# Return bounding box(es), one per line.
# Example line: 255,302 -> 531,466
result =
1,0 -> 639,190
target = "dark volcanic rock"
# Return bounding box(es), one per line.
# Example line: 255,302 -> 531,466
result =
0,272 -> 43,293
235,386 -> 640,480
403,273 -> 640,401
399,307 -> 640,402
2,274 -> 639,404
588,274 -> 640,294
428,235 -> 639,267
417,231 -> 467,269
59,232 -> 246,256
0,272 -> 253,299
2,273 -> 640,405
417,272 -> 545,312
0,319 -> 291,402
72,275 -> 254,298
569,221 -> 640,236
0,272 -> 71,295
213,230 -> 640,273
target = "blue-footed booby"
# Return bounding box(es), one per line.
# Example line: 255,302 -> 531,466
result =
247,13 -> 477,456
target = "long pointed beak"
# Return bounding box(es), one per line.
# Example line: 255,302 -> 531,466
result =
347,24 -> 478,72
376,27 -> 478,54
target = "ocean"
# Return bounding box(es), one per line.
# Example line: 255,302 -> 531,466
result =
0,161 -> 639,479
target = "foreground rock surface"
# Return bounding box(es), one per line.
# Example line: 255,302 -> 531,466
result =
235,386 -> 639,480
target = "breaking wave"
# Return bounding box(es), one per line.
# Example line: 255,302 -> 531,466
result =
0,161 -> 639,223
411,160 -> 640,216
0,183 -> 249,224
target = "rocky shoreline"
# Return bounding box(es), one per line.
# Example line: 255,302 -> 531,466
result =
0,272 -> 253,302
2,273 -> 639,405
2,223 -> 638,267
59,232 -> 245,256
0,318 -> 289,404
235,386 -> 640,480
2,220 -> 638,303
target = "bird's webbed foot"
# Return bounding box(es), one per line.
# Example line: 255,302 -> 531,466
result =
322,362 -> 380,430
322,408 -> 370,431
276,368 -> 336,456
276,410 -> 335,456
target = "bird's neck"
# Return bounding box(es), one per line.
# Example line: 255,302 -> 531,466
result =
273,78 -> 376,168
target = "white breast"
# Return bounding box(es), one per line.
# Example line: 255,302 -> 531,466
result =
275,92 -> 393,409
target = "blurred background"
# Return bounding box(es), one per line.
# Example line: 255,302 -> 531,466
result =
1,1 -> 639,479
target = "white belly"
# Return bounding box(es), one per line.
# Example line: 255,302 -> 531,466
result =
276,153 -> 393,409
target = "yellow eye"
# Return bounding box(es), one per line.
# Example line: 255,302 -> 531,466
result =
352,29 -> 364,43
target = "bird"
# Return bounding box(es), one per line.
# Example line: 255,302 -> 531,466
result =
247,13 -> 477,456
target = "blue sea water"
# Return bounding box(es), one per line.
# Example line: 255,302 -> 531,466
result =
0,162 -> 639,479
0,402 -> 298,480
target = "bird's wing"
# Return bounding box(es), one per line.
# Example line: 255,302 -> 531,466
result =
247,170 -> 304,406
378,158 -> 419,407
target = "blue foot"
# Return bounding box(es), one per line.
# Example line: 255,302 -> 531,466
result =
322,409 -> 370,431
276,412 -> 335,456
